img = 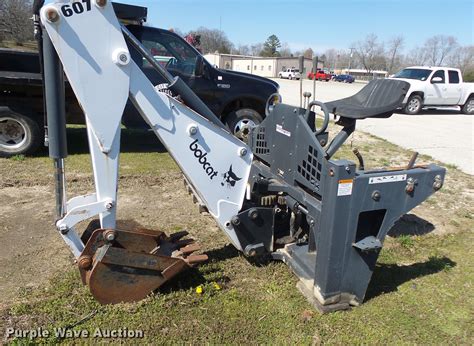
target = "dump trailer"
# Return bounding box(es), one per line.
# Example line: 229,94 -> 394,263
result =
36,0 -> 445,312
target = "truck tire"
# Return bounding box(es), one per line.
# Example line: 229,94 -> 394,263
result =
226,108 -> 263,143
404,94 -> 423,115
0,109 -> 42,157
461,96 -> 474,115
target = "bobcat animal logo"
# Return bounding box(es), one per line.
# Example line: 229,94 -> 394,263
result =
221,165 -> 242,187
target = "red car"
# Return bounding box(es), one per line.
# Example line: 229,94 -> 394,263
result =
307,70 -> 331,81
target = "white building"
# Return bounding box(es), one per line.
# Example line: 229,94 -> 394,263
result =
204,53 -> 324,78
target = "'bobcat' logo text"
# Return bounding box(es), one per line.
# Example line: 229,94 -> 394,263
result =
189,139 -> 218,180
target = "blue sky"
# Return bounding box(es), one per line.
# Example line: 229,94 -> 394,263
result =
115,0 -> 473,53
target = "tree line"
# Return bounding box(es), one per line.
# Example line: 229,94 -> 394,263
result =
1,0 -> 472,80
184,28 -> 473,80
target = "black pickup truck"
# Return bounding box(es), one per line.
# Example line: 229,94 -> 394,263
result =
0,3 -> 278,157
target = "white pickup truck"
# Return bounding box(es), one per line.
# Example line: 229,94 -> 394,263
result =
390,66 -> 474,115
278,68 -> 301,80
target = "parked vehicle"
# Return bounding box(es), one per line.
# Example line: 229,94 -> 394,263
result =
307,69 -> 331,81
278,68 -> 301,80
0,3 -> 278,157
334,74 -> 355,83
391,66 -> 474,115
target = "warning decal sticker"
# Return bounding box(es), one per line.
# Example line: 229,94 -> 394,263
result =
337,179 -> 353,196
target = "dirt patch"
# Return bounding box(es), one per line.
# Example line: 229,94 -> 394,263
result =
0,185 -> 70,310
0,170 -> 223,311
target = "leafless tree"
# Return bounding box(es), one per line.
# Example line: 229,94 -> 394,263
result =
405,46 -> 427,66
386,36 -> 404,74
234,44 -> 251,56
447,45 -> 474,73
0,0 -> 33,43
191,27 -> 234,54
353,34 -> 386,72
279,42 -> 293,57
250,43 -> 263,56
423,35 -> 458,66
323,48 -> 350,71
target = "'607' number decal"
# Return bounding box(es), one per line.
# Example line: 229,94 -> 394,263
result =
61,0 -> 92,17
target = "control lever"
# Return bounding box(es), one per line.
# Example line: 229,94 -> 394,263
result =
406,152 -> 419,169
303,92 -> 312,108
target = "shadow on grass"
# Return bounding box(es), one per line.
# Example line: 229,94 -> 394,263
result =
388,213 -> 435,237
365,256 -> 456,301
35,127 -> 166,156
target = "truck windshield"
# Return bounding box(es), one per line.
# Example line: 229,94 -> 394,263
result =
394,68 -> 432,81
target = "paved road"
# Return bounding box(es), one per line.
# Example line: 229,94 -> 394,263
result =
273,78 -> 474,175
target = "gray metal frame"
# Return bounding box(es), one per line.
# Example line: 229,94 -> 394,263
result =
242,103 -> 445,311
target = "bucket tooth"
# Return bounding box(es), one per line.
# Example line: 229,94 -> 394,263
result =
78,228 -> 206,304
180,243 -> 201,255
185,254 -> 208,265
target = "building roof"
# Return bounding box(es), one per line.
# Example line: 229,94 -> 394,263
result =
205,53 -> 313,61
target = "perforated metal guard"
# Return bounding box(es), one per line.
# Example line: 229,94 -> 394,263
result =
255,127 -> 270,155
297,145 -> 322,191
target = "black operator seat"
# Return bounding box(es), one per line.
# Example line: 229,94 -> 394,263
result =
325,79 -> 410,119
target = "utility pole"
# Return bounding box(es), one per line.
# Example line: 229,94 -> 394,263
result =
348,47 -> 355,74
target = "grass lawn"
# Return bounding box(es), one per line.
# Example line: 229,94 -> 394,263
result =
1,127 -> 473,344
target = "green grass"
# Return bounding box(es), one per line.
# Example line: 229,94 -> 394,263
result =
3,232 -> 473,344
397,234 -> 415,249
1,127 -> 473,343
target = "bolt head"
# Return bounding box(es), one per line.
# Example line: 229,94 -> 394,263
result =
78,256 -> 92,270
231,216 -> 241,226
188,125 -> 198,136
113,50 -> 130,66
372,190 -> 381,201
95,0 -> 107,7
248,209 -> 259,220
103,230 -> 116,242
106,202 -> 114,210
239,148 -> 248,157
45,8 -> 59,23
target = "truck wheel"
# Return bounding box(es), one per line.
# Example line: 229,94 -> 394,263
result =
404,95 -> 422,115
0,110 -> 42,157
461,97 -> 474,115
226,108 -> 263,143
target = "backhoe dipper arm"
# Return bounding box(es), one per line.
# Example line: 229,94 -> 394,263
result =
40,0 -> 252,256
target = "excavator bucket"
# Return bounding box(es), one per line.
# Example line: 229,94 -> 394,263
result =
77,228 -> 207,304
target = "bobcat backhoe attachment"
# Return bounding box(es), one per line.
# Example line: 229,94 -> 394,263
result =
38,0 -> 445,311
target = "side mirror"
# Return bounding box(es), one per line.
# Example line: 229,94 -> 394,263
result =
431,76 -> 443,83
194,56 -> 204,77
